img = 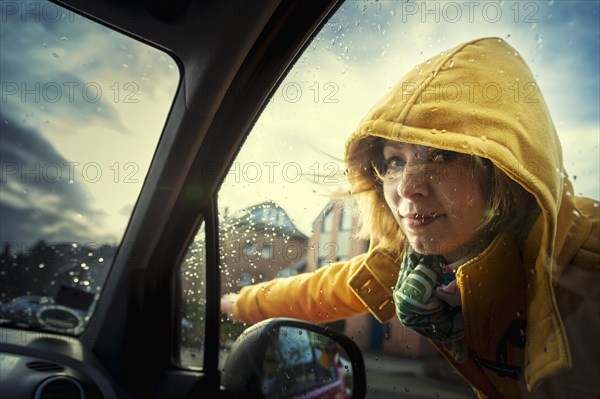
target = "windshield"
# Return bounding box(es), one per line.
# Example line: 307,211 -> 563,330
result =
0,1 -> 179,334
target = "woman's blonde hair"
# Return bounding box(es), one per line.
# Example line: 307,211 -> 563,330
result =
347,137 -> 537,252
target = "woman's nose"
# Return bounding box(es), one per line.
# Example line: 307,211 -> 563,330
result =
396,164 -> 431,198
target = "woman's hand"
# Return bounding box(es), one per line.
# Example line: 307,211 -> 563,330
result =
220,292 -> 239,319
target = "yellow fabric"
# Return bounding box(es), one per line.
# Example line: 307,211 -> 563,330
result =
234,37 -> 600,397
344,37 -> 599,395
234,254 -> 370,324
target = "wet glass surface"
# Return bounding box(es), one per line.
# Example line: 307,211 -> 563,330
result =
214,0 -> 599,397
0,0 -> 179,334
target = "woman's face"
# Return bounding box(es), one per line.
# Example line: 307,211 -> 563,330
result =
381,141 -> 488,262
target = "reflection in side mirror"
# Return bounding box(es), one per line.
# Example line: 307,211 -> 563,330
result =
221,318 -> 366,399
262,326 -> 352,399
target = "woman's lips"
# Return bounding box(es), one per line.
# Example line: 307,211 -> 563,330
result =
401,213 -> 442,228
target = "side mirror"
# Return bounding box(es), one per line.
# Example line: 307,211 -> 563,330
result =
221,318 -> 366,399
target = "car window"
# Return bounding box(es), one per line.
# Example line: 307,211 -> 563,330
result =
214,0 -> 599,384
177,222 -> 206,369
0,0 -> 179,335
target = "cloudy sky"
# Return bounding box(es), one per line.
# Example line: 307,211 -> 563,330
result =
219,0 -> 600,235
1,0 -> 598,245
0,2 -> 179,245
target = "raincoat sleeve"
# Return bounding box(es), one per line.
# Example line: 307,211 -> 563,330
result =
233,254 -> 370,324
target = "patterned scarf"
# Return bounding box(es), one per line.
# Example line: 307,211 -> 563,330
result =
393,248 -> 467,362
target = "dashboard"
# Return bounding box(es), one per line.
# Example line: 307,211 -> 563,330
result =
0,328 -> 116,399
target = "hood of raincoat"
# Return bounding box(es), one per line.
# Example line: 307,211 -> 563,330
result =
344,37 -> 585,391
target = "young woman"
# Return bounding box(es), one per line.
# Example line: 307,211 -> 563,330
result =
221,37 -> 599,398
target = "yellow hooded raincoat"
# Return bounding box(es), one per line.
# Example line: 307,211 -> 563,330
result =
233,38 -> 600,398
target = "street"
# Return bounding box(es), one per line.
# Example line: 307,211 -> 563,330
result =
363,353 -> 474,399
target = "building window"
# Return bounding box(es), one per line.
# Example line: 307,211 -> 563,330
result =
239,272 -> 252,287
243,243 -> 257,257
340,207 -> 353,231
261,243 -> 273,259
263,207 -> 286,226
276,212 -> 285,226
322,210 -> 335,233
337,230 -> 350,259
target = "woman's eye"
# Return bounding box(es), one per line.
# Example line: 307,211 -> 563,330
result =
430,150 -> 458,163
384,156 -> 405,173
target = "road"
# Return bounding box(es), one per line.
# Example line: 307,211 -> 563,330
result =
363,354 -> 475,399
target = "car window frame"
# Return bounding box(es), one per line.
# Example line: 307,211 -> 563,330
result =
49,0 -> 344,395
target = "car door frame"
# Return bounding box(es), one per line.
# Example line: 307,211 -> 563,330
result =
51,0 -> 341,397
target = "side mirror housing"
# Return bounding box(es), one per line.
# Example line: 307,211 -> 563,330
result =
221,318 -> 366,399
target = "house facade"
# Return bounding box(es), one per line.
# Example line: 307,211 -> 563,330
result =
219,201 -> 309,295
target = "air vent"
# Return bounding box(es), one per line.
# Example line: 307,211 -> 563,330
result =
26,361 -> 65,372
34,376 -> 84,399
